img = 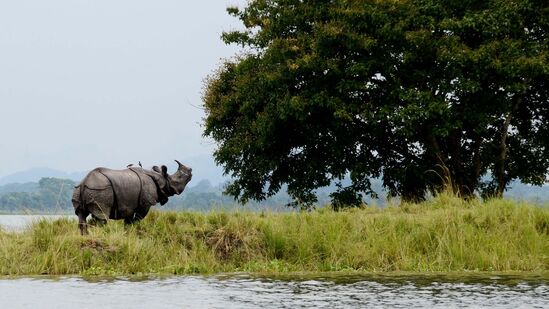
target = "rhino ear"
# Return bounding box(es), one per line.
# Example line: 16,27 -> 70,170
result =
152,166 -> 161,173
161,165 -> 168,177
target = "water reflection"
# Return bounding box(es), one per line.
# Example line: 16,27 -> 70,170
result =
0,274 -> 547,308
0,215 -> 70,232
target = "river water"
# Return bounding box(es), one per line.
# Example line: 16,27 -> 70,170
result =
0,214 -> 70,232
1,215 -> 548,308
0,274 -> 548,308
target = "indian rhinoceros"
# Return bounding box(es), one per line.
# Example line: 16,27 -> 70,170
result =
72,160 -> 192,235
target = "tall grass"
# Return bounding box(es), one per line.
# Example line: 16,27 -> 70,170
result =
0,194 -> 548,276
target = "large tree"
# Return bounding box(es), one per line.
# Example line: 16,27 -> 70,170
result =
203,0 -> 549,208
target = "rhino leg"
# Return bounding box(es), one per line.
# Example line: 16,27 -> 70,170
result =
124,206 -> 151,225
77,208 -> 89,235
134,206 -> 151,222
90,215 -> 107,227
88,200 -> 112,221
73,186 -> 88,235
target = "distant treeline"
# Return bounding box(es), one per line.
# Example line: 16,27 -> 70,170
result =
0,177 -> 547,213
0,178 -> 299,213
0,178 -> 75,213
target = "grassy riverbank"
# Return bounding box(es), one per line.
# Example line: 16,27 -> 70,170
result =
0,195 -> 548,276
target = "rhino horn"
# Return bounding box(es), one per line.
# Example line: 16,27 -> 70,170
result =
175,159 -> 184,169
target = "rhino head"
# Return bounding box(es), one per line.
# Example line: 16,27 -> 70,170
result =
170,160 -> 193,194
152,160 -> 192,196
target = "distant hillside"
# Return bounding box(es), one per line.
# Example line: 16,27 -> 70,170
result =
504,182 -> 549,203
0,168 -> 85,186
0,154 -> 227,187
0,176 -> 547,214
180,155 -> 228,185
0,182 -> 39,196
0,178 -> 76,213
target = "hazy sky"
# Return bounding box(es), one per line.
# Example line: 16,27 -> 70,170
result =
0,0 -> 247,177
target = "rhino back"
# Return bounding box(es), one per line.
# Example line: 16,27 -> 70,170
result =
98,168 -> 144,215
77,168 -> 161,219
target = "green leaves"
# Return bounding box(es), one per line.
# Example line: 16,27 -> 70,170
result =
203,0 -> 549,207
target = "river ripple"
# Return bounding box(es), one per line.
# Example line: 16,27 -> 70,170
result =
0,274 -> 547,308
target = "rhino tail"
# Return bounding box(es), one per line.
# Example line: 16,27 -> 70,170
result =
71,185 -> 83,213
73,172 -> 93,213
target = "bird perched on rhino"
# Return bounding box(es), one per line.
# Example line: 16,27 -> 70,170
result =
126,161 -> 142,168
72,160 -> 192,235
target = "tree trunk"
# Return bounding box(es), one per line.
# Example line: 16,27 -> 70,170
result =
448,130 -> 465,196
495,98 -> 521,197
470,135 -> 483,192
425,129 -> 451,192
495,114 -> 512,197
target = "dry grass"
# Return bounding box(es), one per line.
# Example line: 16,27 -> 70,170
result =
0,194 -> 548,276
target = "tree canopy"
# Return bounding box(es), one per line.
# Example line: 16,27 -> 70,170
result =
203,0 -> 549,208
